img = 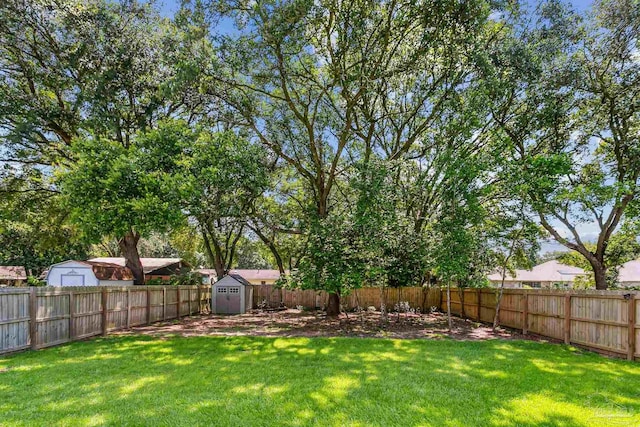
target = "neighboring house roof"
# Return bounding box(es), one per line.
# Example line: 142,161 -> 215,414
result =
195,268 -> 217,276
227,269 -> 283,281
46,260 -> 134,281
88,258 -> 189,274
226,274 -> 252,287
487,260 -> 586,283
618,260 -> 640,283
0,266 -> 27,280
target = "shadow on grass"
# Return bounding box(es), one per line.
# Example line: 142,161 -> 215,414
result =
1,336 -> 639,426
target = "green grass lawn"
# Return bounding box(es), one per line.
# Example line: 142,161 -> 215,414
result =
1,336 -> 639,426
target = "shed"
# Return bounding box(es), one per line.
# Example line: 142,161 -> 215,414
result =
45,260 -> 134,286
212,274 -> 253,314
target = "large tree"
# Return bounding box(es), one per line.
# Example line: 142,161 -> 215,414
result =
492,0 -> 640,289
137,119 -> 270,279
205,0 -> 504,314
59,136 -> 184,283
0,0 -> 191,278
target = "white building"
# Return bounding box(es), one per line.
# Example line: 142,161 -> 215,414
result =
45,260 -> 134,286
487,260 -> 586,289
618,260 -> 640,288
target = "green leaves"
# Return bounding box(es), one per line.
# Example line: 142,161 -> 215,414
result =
491,0 -> 640,289
59,135 -> 183,243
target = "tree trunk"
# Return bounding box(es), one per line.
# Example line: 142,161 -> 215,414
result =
118,230 -> 144,285
380,286 -> 388,322
201,229 -> 226,280
447,282 -> 452,332
493,286 -> 504,331
251,224 -> 286,275
326,292 -> 340,316
493,270 -> 508,330
592,260 -> 608,290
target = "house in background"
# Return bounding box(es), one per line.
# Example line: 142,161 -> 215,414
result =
46,260 -> 134,286
617,260 -> 640,288
228,269 -> 283,285
88,258 -> 191,282
487,260 -> 586,289
197,269 -> 285,285
0,266 -> 27,287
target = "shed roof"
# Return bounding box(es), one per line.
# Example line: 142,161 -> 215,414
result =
0,266 -> 27,280
88,257 -> 188,274
228,274 -> 252,286
214,274 -> 252,287
618,260 -> 640,283
487,260 -> 586,283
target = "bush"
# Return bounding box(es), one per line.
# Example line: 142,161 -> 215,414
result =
169,271 -> 202,286
27,276 -> 45,287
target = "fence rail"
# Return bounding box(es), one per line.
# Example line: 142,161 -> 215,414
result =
441,288 -> 640,361
0,285 -> 211,355
3,284 -> 638,362
251,285 -> 442,312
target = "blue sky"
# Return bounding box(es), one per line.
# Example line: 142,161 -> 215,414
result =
156,0 -> 597,19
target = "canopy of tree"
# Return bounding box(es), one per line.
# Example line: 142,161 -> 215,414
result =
1,0 -> 638,307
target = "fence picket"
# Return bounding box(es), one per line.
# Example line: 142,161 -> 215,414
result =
0,286 -> 210,355
1,285 -> 639,361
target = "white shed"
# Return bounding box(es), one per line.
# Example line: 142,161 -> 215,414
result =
212,274 -> 253,314
45,260 -> 134,287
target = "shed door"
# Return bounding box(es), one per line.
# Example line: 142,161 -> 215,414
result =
227,286 -> 241,313
216,287 -> 228,314
61,274 -> 85,286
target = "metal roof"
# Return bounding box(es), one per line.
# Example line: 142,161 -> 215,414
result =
487,260 -> 586,283
88,258 -> 187,274
0,266 -> 27,280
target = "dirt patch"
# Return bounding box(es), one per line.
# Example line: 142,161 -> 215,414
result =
122,309 -> 536,341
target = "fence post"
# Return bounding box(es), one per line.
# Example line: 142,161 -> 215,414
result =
522,291 -> 528,335
101,289 -> 108,336
197,286 -> 202,314
476,289 -> 481,322
69,290 -> 75,341
564,294 -> 571,345
163,287 -> 167,321
29,287 -> 37,350
146,287 -> 151,325
629,295 -> 636,361
126,288 -> 131,329
177,286 -> 182,319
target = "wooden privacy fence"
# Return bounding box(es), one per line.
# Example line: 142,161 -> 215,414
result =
442,288 -> 640,361
0,285 -> 212,355
252,285 -> 442,312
